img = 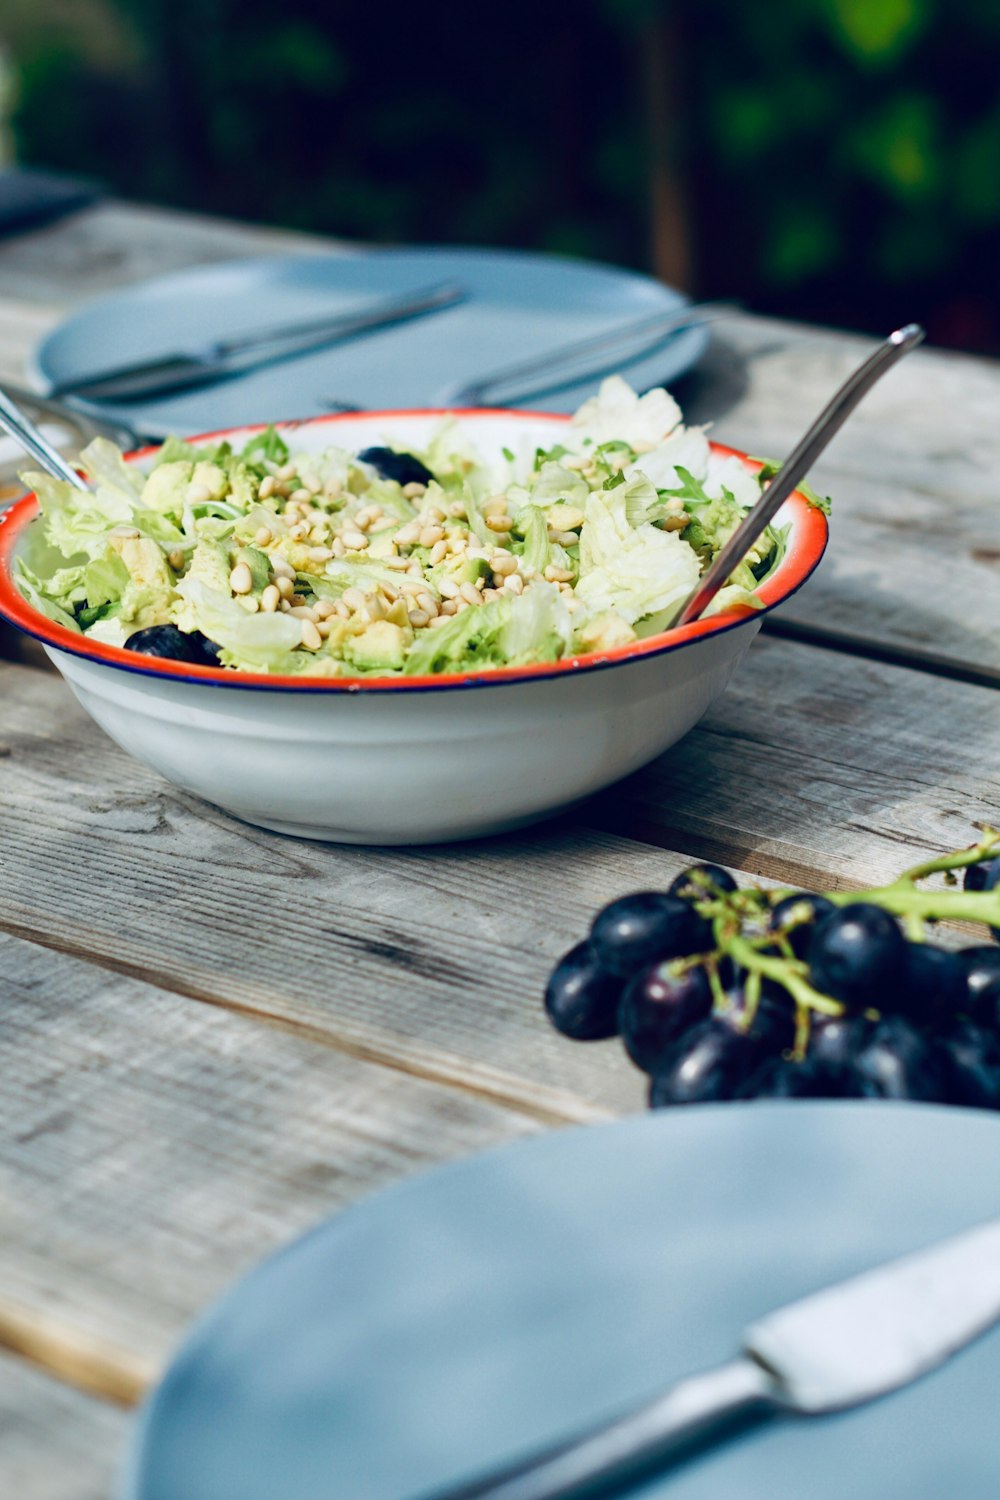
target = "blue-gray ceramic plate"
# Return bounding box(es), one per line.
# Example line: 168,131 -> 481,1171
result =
33,247 -> 708,438
120,1103 -> 1000,1500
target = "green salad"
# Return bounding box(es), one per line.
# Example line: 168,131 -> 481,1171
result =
15,377 -> 793,678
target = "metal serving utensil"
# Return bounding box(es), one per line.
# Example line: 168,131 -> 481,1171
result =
0,383 -> 90,490
423,1213 -> 1000,1500
671,322 -> 925,628
441,299 -> 739,409
46,280 -> 467,404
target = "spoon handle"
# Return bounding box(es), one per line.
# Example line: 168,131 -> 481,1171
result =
0,385 -> 90,491
672,322 -> 925,628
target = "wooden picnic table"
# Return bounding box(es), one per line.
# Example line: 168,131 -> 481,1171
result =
3,200 -> 1000,1499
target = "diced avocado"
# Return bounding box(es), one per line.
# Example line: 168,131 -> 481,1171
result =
573,611 -> 636,653
544,501 -> 585,532
186,539 -> 232,594
141,461 -> 192,513
234,545 -> 271,593
109,535 -> 176,628
343,620 -> 409,671
431,554 -> 492,589
365,524 -> 402,558
191,461 -> 229,500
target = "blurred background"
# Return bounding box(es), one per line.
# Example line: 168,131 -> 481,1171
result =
1,0 -> 1000,353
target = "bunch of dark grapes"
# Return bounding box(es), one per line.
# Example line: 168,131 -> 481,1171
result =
543,851 -> 1000,1111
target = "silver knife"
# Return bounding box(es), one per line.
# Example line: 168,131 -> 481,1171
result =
424,1215 -> 1000,1500
46,280 -> 467,404
443,300 -> 739,409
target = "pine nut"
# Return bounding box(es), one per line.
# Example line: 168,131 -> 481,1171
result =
402,482 -> 427,499
300,471 -> 321,494
408,608 -> 430,628
544,564 -> 574,583
438,577 -> 460,599
288,605 -> 319,622
429,539 -> 448,565
425,504 -> 446,522
460,581 -> 481,606
309,547 -> 333,563
254,525 -> 273,547
167,549 -> 185,572
416,591 -> 438,616
440,598 -> 459,615
485,515 -> 511,534
313,598 -> 338,619
258,476 -> 276,500
276,576 -> 296,599
341,586 -> 368,612
554,530 -> 579,547
229,562 -> 253,595
324,478 -> 343,500
491,554 -> 518,576
342,531 -> 368,550
277,462 -> 297,481
300,621 -> 322,650
261,584 -> 281,613
428,613 -> 452,629
316,619 -> 333,638
483,495 -> 509,517
506,573 -> 524,595
419,525 -> 445,547
271,556 -> 296,579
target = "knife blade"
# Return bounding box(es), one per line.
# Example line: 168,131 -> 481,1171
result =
46,280 -> 466,404
442,301 -> 739,408
424,1215 -> 1000,1500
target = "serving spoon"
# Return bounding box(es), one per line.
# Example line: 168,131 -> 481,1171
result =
0,321 -> 925,544
671,322 -> 925,627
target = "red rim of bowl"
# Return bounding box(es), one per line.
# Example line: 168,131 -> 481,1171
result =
0,409 -> 829,694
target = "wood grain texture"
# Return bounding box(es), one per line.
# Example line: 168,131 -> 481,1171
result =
688,320 -> 1000,678
0,1353 -> 127,1500
0,930 -> 545,1391
1,639 -> 997,1124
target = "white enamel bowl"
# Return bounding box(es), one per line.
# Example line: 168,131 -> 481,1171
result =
0,411 -> 828,844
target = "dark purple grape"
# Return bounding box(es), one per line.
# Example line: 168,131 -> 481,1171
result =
807,903 -> 906,1009
357,446 -> 435,487
126,624 -> 220,666
589,893 -> 711,978
964,857 -> 1000,892
648,1019 -> 759,1107
956,947 -> 1000,1030
738,1057 -> 855,1099
892,942 -> 967,1028
668,864 -> 738,904
768,893 -> 836,960
807,1013 -> 872,1071
719,990 -> 796,1058
852,1016 -> 946,1101
619,962 -> 712,1074
939,1020 -> 1000,1110
544,942 -> 623,1040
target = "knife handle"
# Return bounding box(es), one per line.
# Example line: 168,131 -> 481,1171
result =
424,1359 -> 776,1500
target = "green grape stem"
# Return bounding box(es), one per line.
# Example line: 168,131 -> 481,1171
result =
685,828 -> 1000,1057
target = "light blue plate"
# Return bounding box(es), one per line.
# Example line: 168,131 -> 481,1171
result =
122,1103 -> 1000,1500
33,247 -> 709,438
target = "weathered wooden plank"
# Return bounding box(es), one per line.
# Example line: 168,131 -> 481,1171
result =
689,320 -> 1000,678
0,1353 -> 127,1500
0,931 -> 547,1392
590,631 -> 1000,892
1,641 -> 995,1118
0,200 -> 329,317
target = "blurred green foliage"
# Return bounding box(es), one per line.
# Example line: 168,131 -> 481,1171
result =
5,0 -> 1000,349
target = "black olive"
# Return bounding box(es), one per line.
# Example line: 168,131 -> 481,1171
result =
126,625 -> 220,666
357,446 -> 435,487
